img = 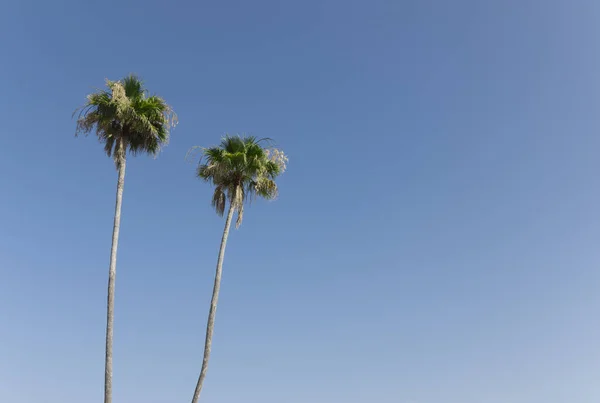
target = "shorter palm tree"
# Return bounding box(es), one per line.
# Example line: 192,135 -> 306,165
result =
190,135 -> 287,403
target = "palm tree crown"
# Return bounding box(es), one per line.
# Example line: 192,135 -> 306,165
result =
197,135 -> 288,227
75,74 -> 177,167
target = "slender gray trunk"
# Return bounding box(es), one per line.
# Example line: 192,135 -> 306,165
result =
191,202 -> 236,403
105,153 -> 126,403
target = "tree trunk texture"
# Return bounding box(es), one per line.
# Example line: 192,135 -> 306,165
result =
104,153 -> 126,403
191,202 -> 236,403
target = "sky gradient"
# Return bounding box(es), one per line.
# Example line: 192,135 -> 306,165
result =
1,1 -> 600,402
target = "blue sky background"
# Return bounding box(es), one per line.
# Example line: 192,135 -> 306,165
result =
1,1 -> 600,402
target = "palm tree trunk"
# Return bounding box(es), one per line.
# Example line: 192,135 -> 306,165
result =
191,202 -> 236,403
105,153 -> 126,403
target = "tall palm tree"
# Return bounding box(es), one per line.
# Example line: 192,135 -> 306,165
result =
190,135 -> 287,403
75,75 -> 176,403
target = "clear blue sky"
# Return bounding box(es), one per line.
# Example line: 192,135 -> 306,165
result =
1,1 -> 599,402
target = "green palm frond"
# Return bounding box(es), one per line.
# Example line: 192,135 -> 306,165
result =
122,74 -> 144,99
254,177 -> 278,200
192,135 -> 287,227
74,75 -> 177,168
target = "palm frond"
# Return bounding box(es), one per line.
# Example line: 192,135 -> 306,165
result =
74,75 -> 176,168
191,135 -> 287,227
211,186 -> 226,217
122,74 -> 144,99
255,177 -> 278,200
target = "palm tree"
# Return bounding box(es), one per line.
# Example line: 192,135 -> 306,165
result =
74,75 -> 176,403
190,135 -> 287,403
